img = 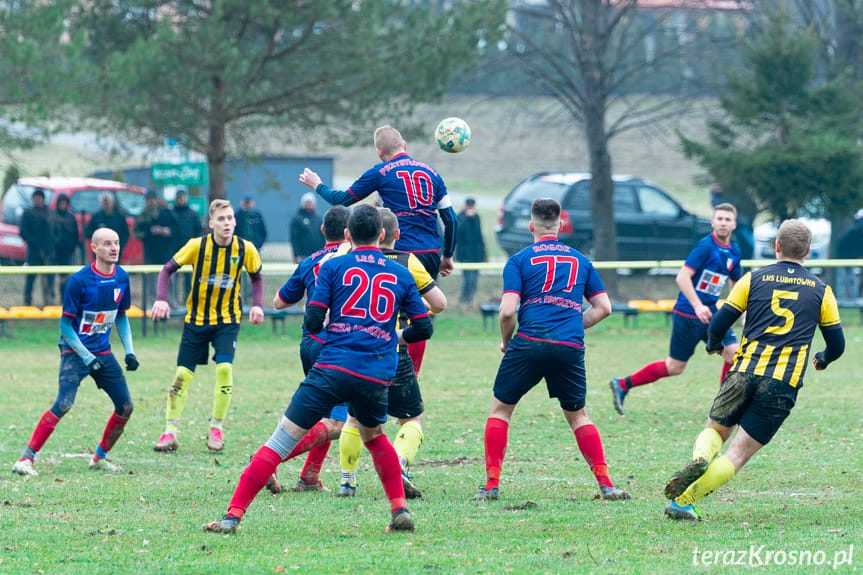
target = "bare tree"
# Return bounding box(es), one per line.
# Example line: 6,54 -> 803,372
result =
505,0 -> 748,271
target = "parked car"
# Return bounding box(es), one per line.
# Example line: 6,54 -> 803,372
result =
495,172 -> 712,260
0,176 -> 148,265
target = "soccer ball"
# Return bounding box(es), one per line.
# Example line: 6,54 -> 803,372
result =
435,117 -> 471,153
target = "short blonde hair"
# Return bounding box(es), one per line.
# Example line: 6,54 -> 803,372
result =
776,219 -> 811,260
713,202 -> 737,218
208,198 -> 232,219
374,125 -> 405,157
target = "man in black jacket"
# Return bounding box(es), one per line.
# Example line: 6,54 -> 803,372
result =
169,189 -> 203,306
51,194 -> 80,300
86,193 -> 129,260
21,189 -> 55,306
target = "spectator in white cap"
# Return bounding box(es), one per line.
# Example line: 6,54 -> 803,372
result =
290,192 -> 325,263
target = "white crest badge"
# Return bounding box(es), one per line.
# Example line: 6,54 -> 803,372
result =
114,288 -> 122,303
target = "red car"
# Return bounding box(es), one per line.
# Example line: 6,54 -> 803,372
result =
0,176 -> 148,265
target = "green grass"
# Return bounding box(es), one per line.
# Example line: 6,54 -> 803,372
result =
1,312 -> 861,574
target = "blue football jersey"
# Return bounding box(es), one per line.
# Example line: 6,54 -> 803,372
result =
674,233 -> 742,317
503,237 -> 606,346
60,262 -> 132,354
344,153 -> 451,254
309,246 -> 429,384
276,242 -> 345,339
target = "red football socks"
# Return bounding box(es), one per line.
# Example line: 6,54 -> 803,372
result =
98,412 -> 130,453
626,360 -> 670,389
227,445 -> 282,516
483,417 -> 509,491
720,361 -> 732,385
299,441 -> 331,484
574,424 -> 613,488
406,340 -> 426,376
365,434 -> 406,513
28,410 -> 61,453
285,421 -> 329,461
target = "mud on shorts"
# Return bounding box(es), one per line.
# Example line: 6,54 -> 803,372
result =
709,371 -> 799,445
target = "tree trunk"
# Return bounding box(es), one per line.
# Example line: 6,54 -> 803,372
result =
208,75 -> 227,201
585,107 -> 618,295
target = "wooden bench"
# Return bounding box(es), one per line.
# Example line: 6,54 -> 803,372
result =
480,302 -> 499,330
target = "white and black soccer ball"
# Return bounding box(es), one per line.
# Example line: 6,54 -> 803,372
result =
435,117 -> 471,153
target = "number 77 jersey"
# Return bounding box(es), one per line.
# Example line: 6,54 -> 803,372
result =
309,246 -> 430,384
503,237 -> 606,347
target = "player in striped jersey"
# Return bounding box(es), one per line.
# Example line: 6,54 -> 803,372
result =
11,228 -> 138,476
151,199 -> 264,453
664,219 -> 845,520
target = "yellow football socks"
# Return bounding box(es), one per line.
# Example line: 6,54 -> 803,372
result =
165,366 -> 194,434
339,425 -> 363,486
392,420 -> 424,467
692,427 -> 724,462
212,362 -> 233,421
676,455 -> 736,506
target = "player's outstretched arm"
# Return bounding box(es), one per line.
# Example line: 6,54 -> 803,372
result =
151,260 -> 180,320
422,286 -> 447,314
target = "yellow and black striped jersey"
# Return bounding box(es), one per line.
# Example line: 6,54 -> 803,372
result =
381,248 -> 436,295
173,234 -> 262,326
725,262 -> 841,388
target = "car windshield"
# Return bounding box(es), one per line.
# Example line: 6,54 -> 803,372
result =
509,178 -> 568,203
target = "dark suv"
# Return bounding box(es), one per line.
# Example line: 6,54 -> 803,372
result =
495,172 -> 712,260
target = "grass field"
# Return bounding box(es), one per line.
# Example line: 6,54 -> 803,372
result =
1,310 -> 860,574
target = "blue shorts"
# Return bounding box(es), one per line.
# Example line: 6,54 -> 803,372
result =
493,335 -> 587,411
177,323 -> 241,369
708,372 -> 798,445
284,366 -> 388,430
299,335 -> 347,422
669,312 -> 736,362
55,352 -> 132,416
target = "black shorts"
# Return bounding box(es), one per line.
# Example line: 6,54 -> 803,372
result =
177,323 -> 241,369
709,372 -> 798,445
493,335 -> 587,411
669,313 -> 737,362
387,349 -> 424,419
285,366 -> 388,430
300,334 -> 324,376
412,251 -> 441,280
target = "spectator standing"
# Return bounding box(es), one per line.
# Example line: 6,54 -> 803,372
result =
135,190 -> 176,306
21,189 -> 55,306
235,194 -> 268,301
169,189 -> 204,307
51,193 -> 80,300
235,194 -> 267,251
455,197 -> 486,306
86,193 -> 129,260
289,192 -> 325,263
834,210 -> 863,304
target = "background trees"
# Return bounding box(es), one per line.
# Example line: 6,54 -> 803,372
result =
25,0 -> 507,199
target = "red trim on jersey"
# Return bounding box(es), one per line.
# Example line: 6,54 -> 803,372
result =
502,290 -> 520,296
62,311 -> 76,318
308,301 -> 328,308
314,363 -> 391,386
308,334 -> 325,343
61,349 -> 113,355
516,333 -> 585,348
90,261 -> 116,278
408,312 -> 430,320
586,289 -> 607,299
672,309 -> 699,320
536,235 -> 559,242
409,249 -> 442,253
711,232 -> 731,248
